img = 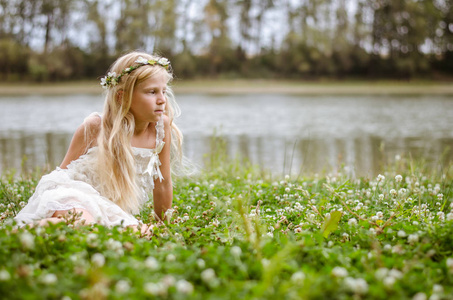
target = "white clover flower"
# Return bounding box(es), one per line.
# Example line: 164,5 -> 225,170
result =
40,273 -> 57,285
397,230 -> 407,238
408,234 -> 419,244
376,211 -> 384,219
390,189 -> 397,197
446,212 -> 453,221
267,232 -> 274,238
437,212 -> 445,221
331,267 -> 348,278
176,279 -> 194,294
162,275 -> 176,287
432,284 -> 443,294
0,270 -> 11,281
388,269 -> 403,279
144,282 -> 166,296
145,257 -> 159,270
412,292 -> 427,300
201,268 -> 216,283
379,194 -> 384,201
291,271 -> 305,283
230,246 -> 242,258
395,175 -> 403,182
20,231 -> 35,250
164,209 -> 174,220
115,280 -> 130,294
91,253 -> 105,267
344,277 -> 369,295
446,258 -> 453,271
294,228 -> 302,233
196,258 -> 205,269
377,174 -> 385,182
437,193 -> 443,200
166,254 -> 176,262
398,188 -> 407,195
383,276 -> 396,287
348,218 -> 358,226
375,268 -> 389,280
383,244 -> 392,252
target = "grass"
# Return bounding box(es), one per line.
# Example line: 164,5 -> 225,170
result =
1,79 -> 453,96
0,145 -> 453,299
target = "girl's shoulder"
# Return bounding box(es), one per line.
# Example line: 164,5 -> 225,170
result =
80,112 -> 102,147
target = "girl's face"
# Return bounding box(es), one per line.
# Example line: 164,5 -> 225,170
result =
130,72 -> 167,123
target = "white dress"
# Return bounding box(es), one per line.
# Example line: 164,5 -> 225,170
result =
14,114 -> 165,227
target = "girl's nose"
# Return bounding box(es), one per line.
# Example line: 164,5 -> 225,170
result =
157,92 -> 166,104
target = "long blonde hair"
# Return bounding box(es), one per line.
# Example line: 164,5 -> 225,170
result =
96,51 -> 183,214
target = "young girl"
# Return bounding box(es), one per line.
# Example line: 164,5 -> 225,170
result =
14,51 -> 182,229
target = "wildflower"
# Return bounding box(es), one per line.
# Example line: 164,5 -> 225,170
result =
91,253 -> 105,267
196,258 -> 205,269
395,175 -> 403,182
397,230 -> 407,238
377,174 -> 385,182
40,273 -> 57,285
379,194 -> 384,201
331,267 -> 348,278
375,268 -> 388,280
115,280 -> 130,294
144,282 -> 166,296
390,189 -> 397,197
230,246 -> 242,258
398,188 -> 407,196
19,232 -> 35,250
291,271 -> 305,283
383,244 -> 392,252
166,254 -> 176,262
344,277 -> 369,295
412,292 -> 427,300
408,234 -> 419,244
201,268 -> 216,283
145,257 -> 159,270
432,284 -> 443,294
294,228 -> 302,233
388,269 -> 403,279
266,232 -> 274,238
392,245 -> 404,254
176,279 -> 194,294
164,209 -> 174,220
383,276 -> 396,287
162,275 -> 176,287
348,218 -> 357,226
437,212 -> 445,221
376,211 -> 384,219
0,270 -> 11,281
369,228 -> 376,235
446,212 -> 453,221
446,258 -> 453,272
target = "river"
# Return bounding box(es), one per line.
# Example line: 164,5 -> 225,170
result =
1,93 -> 452,177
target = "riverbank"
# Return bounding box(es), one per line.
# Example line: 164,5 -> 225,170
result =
1,79 -> 453,96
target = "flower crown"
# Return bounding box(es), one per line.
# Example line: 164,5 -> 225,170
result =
100,56 -> 171,89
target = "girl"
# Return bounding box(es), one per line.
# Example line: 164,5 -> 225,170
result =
14,51 -> 182,230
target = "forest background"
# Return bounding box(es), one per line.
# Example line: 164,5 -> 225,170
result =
1,0 -> 453,83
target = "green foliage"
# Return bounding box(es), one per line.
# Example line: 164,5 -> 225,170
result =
1,0 -> 453,81
1,156 -> 453,299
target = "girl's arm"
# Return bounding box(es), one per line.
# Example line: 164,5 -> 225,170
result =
153,115 -> 173,221
60,115 -> 101,169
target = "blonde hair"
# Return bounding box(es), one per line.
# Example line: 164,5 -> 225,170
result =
96,51 -> 183,214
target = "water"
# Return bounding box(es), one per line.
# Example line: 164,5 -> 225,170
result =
1,93 -> 452,177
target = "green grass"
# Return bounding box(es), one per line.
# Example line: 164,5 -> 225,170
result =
0,150 -> 453,299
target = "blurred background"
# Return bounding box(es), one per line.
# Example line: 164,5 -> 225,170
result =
1,0 -> 453,177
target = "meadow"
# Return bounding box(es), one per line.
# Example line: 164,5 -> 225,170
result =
0,145 -> 453,300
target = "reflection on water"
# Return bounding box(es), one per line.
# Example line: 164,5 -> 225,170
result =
1,93 -> 452,176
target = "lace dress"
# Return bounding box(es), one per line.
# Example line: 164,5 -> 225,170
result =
14,114 -> 165,227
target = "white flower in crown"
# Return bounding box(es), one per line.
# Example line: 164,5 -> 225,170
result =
158,57 -> 170,66
135,56 -> 149,64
